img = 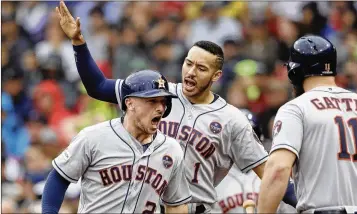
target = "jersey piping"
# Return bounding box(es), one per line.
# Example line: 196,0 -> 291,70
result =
182,102 -> 228,158
173,84 -> 186,139
110,119 -> 136,214
161,195 -> 193,205
132,155 -> 151,213
240,155 -> 268,172
271,143 -> 299,158
309,90 -> 354,94
53,160 -> 78,182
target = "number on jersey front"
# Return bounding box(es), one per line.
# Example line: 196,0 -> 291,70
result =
142,201 -> 156,214
192,162 -> 201,183
334,117 -> 357,161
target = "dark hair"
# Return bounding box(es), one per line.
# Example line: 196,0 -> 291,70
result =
193,40 -> 224,70
2,65 -> 24,82
89,6 -> 104,17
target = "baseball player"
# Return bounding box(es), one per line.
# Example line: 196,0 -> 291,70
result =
41,70 -> 192,213
258,35 -> 357,214
213,165 -> 260,214
214,166 -> 297,214
212,109 -> 262,214
55,1 -> 296,212
213,109 -> 296,214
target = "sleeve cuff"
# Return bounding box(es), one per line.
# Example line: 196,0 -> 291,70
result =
115,79 -> 122,109
241,155 -> 268,173
72,43 -> 88,52
161,195 -> 192,206
270,144 -> 299,159
52,160 -> 78,183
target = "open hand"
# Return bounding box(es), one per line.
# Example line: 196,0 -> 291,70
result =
56,1 -> 84,44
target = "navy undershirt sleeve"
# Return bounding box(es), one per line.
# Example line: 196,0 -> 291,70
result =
142,143 -> 151,152
282,180 -> 297,208
73,43 -> 118,104
41,169 -> 71,214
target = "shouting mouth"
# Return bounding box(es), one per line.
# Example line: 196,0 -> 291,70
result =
151,115 -> 162,125
184,78 -> 196,91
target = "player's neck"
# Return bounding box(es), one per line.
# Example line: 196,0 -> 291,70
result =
185,90 -> 215,104
303,76 -> 337,92
122,116 -> 152,144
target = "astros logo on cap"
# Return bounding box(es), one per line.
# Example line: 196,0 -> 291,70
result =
156,77 -> 166,89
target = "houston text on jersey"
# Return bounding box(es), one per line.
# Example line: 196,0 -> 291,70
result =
99,164 -> 168,196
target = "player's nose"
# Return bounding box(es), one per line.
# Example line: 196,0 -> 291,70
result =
187,66 -> 197,76
156,102 -> 165,114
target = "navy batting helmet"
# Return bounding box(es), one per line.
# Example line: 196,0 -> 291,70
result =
240,109 -> 263,141
286,35 -> 337,86
120,70 -> 177,118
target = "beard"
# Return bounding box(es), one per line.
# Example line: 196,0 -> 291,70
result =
197,80 -> 212,96
293,85 -> 305,98
182,77 -> 213,101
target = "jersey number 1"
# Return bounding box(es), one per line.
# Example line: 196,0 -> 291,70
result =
334,117 -> 357,161
192,162 -> 200,183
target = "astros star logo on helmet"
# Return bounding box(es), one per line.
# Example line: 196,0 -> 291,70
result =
156,77 -> 166,89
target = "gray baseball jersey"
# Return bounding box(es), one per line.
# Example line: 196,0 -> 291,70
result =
212,164 -> 297,213
271,86 -> 357,213
212,165 -> 260,213
115,80 -> 268,210
53,118 -> 192,213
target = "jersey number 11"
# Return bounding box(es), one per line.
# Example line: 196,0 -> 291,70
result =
334,117 -> 357,161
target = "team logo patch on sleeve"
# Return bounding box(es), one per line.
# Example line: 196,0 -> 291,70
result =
210,121 -> 222,134
273,120 -> 282,137
62,148 -> 70,159
162,155 -> 173,168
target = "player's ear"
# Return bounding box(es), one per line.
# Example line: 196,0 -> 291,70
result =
125,98 -> 134,111
211,69 -> 222,82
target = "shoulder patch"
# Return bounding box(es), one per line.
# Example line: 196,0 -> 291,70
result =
273,120 -> 282,137
210,121 -> 222,134
63,148 -> 70,159
162,155 -> 173,169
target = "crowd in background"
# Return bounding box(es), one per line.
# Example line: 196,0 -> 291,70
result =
1,1 -> 357,213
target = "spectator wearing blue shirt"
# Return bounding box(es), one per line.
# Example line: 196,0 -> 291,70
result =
2,66 -> 31,159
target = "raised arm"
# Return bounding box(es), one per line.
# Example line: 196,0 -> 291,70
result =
73,43 -> 117,103
56,1 -> 117,104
